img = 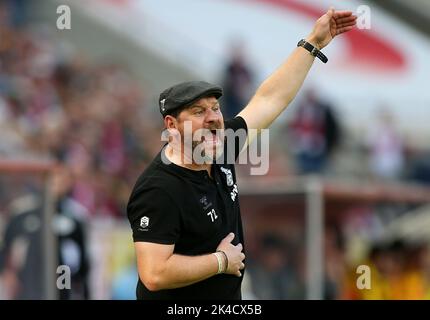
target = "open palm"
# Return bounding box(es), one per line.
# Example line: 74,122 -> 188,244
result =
310,8 -> 357,49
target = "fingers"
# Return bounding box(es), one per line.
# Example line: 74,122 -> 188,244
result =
236,242 -> 243,251
335,16 -> 357,25
334,15 -> 357,36
236,261 -> 245,277
337,21 -> 357,29
334,10 -> 354,19
220,240 -> 244,277
326,7 -> 335,19
223,232 -> 235,243
336,26 -> 355,35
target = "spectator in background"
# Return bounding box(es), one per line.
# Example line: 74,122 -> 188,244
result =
0,16 -> 151,218
323,225 -> 346,299
288,89 -> 340,174
51,165 -> 90,299
342,239 -> 430,300
366,109 -> 404,180
408,152 -> 430,185
0,0 -> 154,221
0,0 -> 26,28
247,234 -> 302,299
0,165 -> 90,299
221,40 -> 254,120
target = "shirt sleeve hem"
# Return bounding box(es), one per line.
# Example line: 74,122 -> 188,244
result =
133,237 -> 177,245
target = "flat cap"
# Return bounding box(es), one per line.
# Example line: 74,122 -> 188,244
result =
159,81 -> 223,116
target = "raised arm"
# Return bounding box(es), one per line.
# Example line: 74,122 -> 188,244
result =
238,7 -> 357,144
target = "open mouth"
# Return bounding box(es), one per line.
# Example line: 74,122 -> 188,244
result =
200,129 -> 221,144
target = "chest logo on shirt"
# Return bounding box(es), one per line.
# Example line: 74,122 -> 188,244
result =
199,196 -> 212,211
220,167 -> 234,186
140,216 -> 149,229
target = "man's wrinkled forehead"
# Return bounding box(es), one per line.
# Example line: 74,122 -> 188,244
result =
187,96 -> 219,108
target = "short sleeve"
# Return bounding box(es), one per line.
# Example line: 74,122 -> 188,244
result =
127,186 -> 181,244
223,116 -> 248,163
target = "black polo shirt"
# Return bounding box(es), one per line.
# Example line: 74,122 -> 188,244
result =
127,116 -> 247,300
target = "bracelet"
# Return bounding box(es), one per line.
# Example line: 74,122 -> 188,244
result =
213,252 -> 224,274
216,250 -> 228,272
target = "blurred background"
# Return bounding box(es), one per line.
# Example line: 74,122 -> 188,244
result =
1,0 -> 430,300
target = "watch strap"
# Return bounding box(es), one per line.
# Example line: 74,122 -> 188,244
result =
297,39 -> 328,63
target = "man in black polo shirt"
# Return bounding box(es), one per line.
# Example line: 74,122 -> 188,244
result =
127,8 -> 357,300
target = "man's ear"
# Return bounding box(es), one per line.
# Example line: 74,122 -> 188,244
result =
164,115 -> 177,129
164,115 -> 182,145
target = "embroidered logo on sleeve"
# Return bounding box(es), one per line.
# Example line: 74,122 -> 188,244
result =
139,216 -> 149,231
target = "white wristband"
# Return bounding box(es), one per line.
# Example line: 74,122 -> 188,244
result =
213,252 -> 224,274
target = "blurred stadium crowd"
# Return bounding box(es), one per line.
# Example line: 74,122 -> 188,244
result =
1,0 -> 430,299
0,1 -> 161,219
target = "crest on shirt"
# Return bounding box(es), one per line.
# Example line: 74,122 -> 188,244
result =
199,196 -> 212,210
220,167 -> 234,187
140,216 -> 149,229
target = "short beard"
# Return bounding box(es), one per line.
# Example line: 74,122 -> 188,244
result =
180,122 -> 225,165
191,140 -> 220,163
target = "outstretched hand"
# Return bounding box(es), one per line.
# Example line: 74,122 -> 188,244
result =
307,7 -> 357,50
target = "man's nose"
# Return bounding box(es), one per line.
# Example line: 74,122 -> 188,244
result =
205,109 -> 221,123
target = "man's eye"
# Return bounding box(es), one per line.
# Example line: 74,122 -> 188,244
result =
194,110 -> 204,115
212,106 -> 220,112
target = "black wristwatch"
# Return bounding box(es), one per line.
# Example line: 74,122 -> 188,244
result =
297,39 -> 328,63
